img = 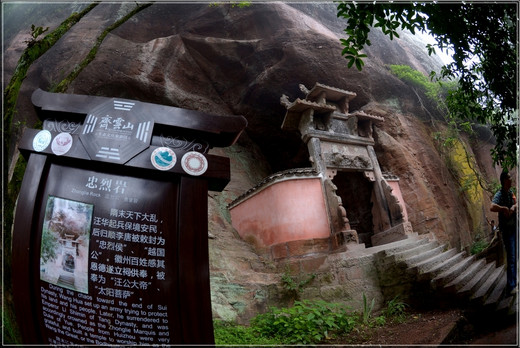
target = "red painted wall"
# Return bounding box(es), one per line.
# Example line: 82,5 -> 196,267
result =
229,178 -> 331,248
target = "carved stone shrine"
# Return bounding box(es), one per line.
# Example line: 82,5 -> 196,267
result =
229,83 -> 412,258
12,89 -> 246,345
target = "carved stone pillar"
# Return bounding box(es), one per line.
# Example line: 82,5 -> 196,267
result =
367,145 -> 391,233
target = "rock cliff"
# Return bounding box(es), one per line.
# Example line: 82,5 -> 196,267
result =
4,2 -> 500,322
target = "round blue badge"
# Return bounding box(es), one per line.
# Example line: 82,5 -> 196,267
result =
151,147 -> 177,171
32,130 -> 52,152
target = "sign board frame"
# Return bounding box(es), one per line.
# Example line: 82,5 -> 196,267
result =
12,89 -> 246,345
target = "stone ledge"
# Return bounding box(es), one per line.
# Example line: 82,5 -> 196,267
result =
371,222 -> 414,246
270,231 -> 363,263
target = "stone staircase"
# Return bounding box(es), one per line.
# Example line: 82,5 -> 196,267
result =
373,236 -> 517,320
57,273 -> 75,288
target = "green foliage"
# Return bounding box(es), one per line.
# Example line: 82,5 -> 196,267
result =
433,122 -> 497,197
361,293 -> 375,325
40,227 -> 59,264
470,239 -> 489,255
280,267 -> 315,300
251,299 -> 357,344
232,1 -> 251,8
210,1 -> 252,8
2,306 -> 21,345
336,2 -> 518,170
31,24 -> 48,39
388,64 -> 456,109
215,296 -> 411,345
373,314 -> 386,326
489,179 -> 502,196
383,295 -> 408,322
470,228 -> 491,255
213,320 -> 278,345
24,24 -> 49,46
338,3 -> 412,71
340,43 -> 367,71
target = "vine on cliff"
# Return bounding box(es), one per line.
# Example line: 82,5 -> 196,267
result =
51,2 -> 153,93
3,3 -> 98,153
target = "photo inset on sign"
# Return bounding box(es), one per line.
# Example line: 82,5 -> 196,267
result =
40,196 -> 93,294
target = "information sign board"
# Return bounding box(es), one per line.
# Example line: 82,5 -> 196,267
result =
12,89 -> 247,345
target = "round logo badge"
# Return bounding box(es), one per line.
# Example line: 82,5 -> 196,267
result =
151,147 -> 177,171
51,132 -> 73,156
181,151 -> 208,176
32,130 -> 52,152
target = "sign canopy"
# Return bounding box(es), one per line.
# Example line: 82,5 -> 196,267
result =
32,88 -> 247,150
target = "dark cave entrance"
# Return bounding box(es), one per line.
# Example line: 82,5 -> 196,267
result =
332,171 -> 375,247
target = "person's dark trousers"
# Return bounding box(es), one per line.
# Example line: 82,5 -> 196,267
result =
502,228 -> 517,293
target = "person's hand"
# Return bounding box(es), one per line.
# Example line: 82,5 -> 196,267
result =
503,206 -> 514,218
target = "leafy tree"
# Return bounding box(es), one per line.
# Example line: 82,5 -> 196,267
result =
40,228 -> 59,264
337,2 -> 518,170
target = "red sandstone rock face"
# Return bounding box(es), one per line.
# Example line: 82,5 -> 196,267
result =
5,2 -> 499,321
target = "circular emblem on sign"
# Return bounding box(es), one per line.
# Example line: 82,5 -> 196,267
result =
151,147 -> 177,171
51,132 -> 73,156
32,130 -> 52,152
181,151 -> 208,176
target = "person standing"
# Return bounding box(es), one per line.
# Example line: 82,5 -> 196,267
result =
490,170 -> 518,295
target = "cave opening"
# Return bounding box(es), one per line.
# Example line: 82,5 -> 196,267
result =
332,171 -> 374,247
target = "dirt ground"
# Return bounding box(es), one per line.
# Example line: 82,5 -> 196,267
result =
327,309 -> 518,346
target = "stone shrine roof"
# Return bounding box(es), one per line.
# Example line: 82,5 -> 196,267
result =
305,82 -> 357,102
281,97 -> 336,130
286,98 -> 337,113
349,110 -> 384,123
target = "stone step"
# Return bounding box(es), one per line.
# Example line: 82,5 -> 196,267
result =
57,274 -> 75,288
471,265 -> 505,303
369,236 -> 428,255
404,243 -> 446,266
373,233 -> 513,318
432,254 -> 475,288
422,251 -> 466,280
483,271 -> 508,308
380,236 -> 431,256
409,248 -> 457,274
444,258 -> 486,292
389,240 -> 439,262
457,261 -> 496,297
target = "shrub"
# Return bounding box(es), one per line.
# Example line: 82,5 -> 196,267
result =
470,238 -> 489,255
213,320 -> 278,345
384,295 -> 409,322
361,293 -> 375,324
280,268 -> 315,301
251,299 -> 357,344
388,64 -> 457,109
